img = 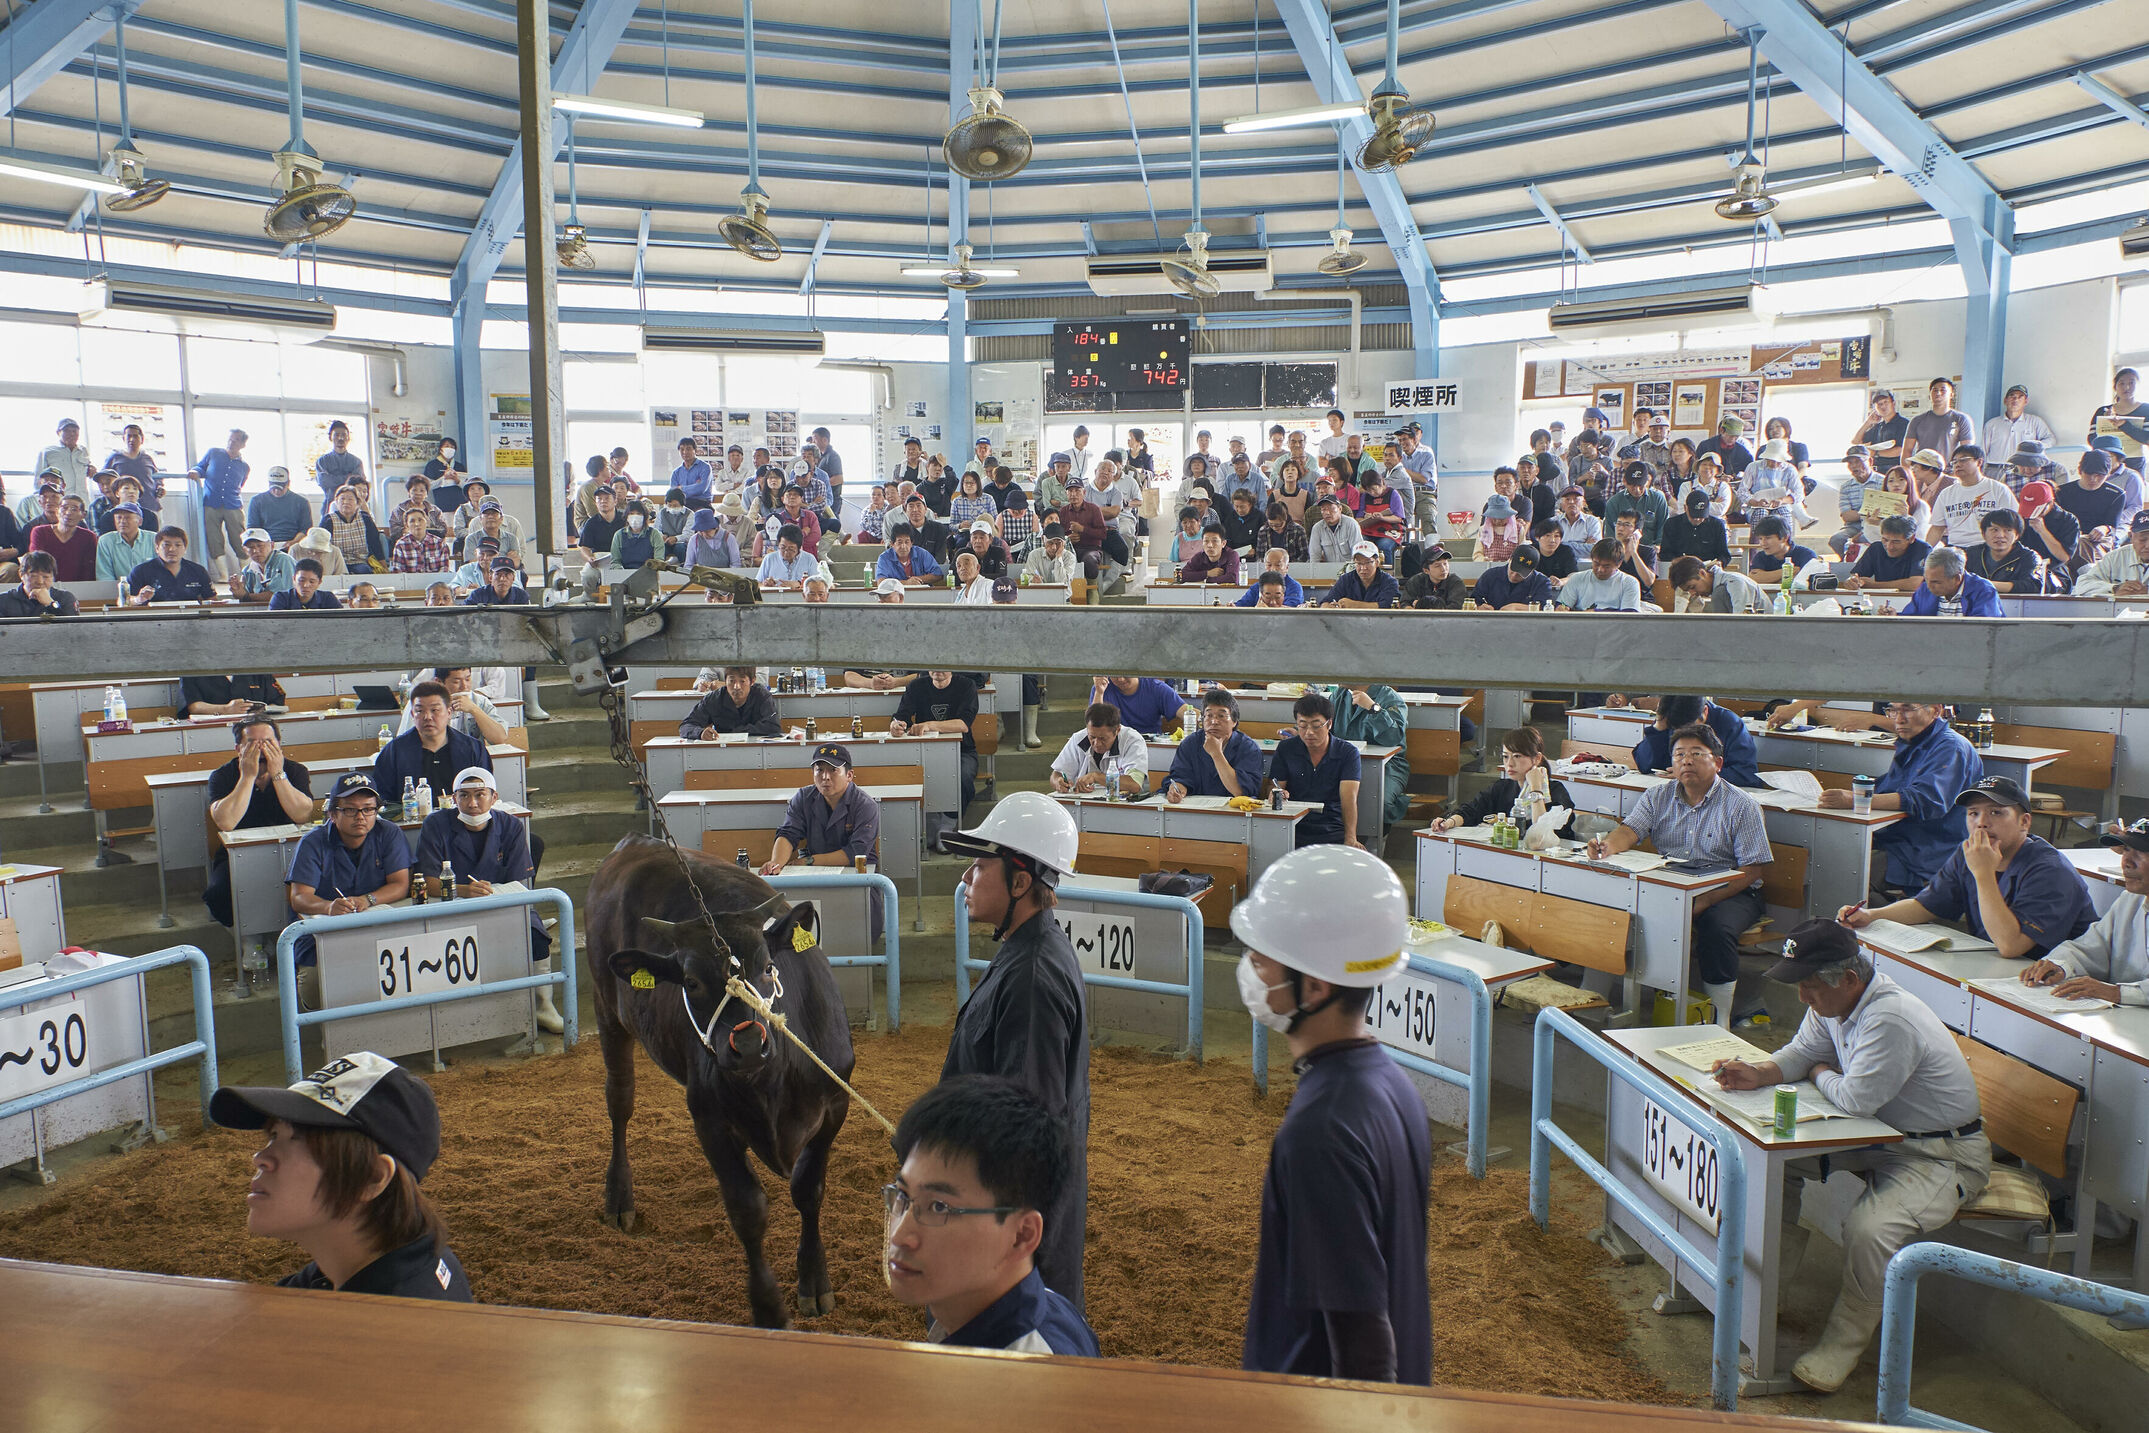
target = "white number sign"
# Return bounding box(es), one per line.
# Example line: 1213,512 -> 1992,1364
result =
1055,914 -> 1139,978
1367,975 -> 1439,1062
1639,1097 -> 1721,1235
376,924 -> 485,1001
0,1003 -> 92,1104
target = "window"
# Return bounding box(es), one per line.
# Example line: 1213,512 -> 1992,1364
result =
2120,281 -> 2149,364
186,337 -> 280,398
278,343 -> 366,402
1758,385 -> 1868,479
565,359 -> 645,413
0,320 -> 80,387
191,408 -> 285,491
80,327 -> 181,392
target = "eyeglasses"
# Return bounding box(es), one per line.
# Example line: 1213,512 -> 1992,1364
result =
881,1183 -> 1015,1227
337,802 -> 379,817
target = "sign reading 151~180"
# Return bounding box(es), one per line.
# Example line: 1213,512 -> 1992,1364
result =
1052,319 -> 1190,393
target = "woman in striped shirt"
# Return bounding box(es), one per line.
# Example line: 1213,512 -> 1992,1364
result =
949,469 -> 996,528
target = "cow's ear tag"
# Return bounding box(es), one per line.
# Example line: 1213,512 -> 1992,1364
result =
791,924 -> 814,953
630,968 -> 655,989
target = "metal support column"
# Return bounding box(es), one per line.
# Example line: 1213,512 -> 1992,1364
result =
515,2 -> 562,567
1955,213 -> 2014,428
946,1 -> 976,461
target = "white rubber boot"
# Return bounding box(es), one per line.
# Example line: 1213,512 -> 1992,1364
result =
1792,1290 -> 1883,1393
533,956 -> 565,1034
524,681 -> 552,721
1703,980 -> 1739,1029
1022,704 -> 1042,748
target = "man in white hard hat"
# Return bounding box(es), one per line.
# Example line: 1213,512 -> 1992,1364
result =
939,790 -> 1089,1311
1234,846 -> 1432,1386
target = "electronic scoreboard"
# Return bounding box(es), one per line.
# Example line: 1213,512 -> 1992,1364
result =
1051,319 -> 1190,393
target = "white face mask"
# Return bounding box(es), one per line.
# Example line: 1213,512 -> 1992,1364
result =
627,514 -> 647,530
441,447 -> 455,461
456,808 -> 492,829
1236,952 -> 1294,1033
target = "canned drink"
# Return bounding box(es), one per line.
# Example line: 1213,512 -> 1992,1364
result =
851,715 -> 863,738
736,848 -> 751,867
1270,786 -> 1284,810
854,854 -> 867,873
1773,1084 -> 1798,1137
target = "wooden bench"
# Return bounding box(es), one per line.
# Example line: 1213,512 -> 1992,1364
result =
1442,874 -> 1630,976
1951,1034 -> 2079,1232
1074,830 -> 1244,928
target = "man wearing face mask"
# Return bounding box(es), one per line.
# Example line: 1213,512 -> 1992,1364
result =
938,791 -> 1089,1310
1235,846 -> 1431,1386
415,767 -> 560,1033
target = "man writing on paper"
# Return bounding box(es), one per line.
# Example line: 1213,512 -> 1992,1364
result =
1838,776 -> 2094,961
2022,817 -> 2149,1005
1712,919 -> 1988,1394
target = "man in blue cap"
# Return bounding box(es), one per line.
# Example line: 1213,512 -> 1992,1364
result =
766,742 -> 884,930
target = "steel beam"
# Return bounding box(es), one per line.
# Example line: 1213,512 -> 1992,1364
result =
798,219 -> 833,296
2073,70 -> 2149,132
1702,0 -> 2015,417
1523,184 -> 1592,264
1271,0 -> 1440,371
517,0 -> 563,566
0,0 -> 138,116
2,607 -> 2143,706
450,0 -> 638,451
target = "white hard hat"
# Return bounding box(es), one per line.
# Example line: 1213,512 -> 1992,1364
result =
1230,846 -> 1407,985
943,790 -> 1079,883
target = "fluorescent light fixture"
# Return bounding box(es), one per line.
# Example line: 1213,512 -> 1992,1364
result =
1778,172 -> 1881,200
552,94 -> 704,129
0,153 -> 128,195
900,262 -> 1021,277
1221,101 -> 1366,134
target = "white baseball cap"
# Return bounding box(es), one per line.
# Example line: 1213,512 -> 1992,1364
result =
1351,540 -> 1380,559
873,577 -> 905,596
969,519 -> 997,534
241,526 -> 272,545
452,766 -> 497,792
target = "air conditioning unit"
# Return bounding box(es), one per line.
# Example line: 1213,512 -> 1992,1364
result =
81,278 -> 337,334
1087,250 -> 1273,296
2121,218 -> 2149,260
1546,284 -> 1757,334
640,326 -> 827,355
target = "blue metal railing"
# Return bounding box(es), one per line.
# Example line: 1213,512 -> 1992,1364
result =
275,888 -> 579,1083
0,945 -> 219,1131
1877,1243 -> 2149,1429
1529,1007 -> 1749,1411
765,869 -> 901,1033
953,883 -> 1206,1062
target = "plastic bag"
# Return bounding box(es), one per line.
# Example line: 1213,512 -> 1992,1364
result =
1522,806 -> 1571,851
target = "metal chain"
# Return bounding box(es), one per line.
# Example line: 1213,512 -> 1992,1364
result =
596,680 -> 893,1133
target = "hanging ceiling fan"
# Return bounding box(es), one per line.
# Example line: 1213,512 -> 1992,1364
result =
100,13 -> 167,212
1715,32 -> 1778,221
263,0 -> 354,242
555,116 -> 596,270
1162,1 -> 1219,300
720,0 -> 783,261
1316,145 -> 1367,275
1358,0 -> 1434,172
943,5 -> 1031,180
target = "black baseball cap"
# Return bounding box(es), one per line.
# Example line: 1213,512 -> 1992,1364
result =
1954,775 -> 2030,814
991,574 -> 1020,603
328,771 -> 382,802
211,1052 -> 444,1181
810,742 -> 853,770
1765,918 -> 1861,982
2100,817 -> 2149,853
1685,489 -> 1712,513
1508,546 -> 1539,571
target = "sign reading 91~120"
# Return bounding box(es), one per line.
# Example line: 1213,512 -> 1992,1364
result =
1052,320 -> 1190,393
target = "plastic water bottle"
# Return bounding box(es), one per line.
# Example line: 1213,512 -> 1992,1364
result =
439,860 -> 456,899
1105,756 -> 1118,801
103,685 -> 125,724
1779,564 -> 1795,614
377,723 -> 393,751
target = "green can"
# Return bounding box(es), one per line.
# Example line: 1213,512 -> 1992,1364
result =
1773,1084 -> 1798,1137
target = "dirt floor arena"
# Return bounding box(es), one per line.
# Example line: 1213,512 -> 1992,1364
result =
0,1031 -> 1668,1403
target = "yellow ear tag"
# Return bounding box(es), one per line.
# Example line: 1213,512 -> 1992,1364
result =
791,924 -> 814,953
630,969 -> 655,990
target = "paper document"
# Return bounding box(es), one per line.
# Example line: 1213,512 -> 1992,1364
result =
1592,850 -> 1668,873
1673,1073 -> 1851,1126
1656,1032 -> 1771,1072
1859,920 -> 1996,954
1968,978 -> 2115,1015
1759,769 -> 1825,802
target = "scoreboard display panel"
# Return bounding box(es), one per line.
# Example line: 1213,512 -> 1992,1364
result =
1051,319 -> 1190,393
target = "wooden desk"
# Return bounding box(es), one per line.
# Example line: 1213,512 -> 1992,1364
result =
0,864 -> 66,967
1049,791 -> 1311,928
1601,1025 -> 1901,1394
0,1258 -> 1870,1433
1138,734 -> 1399,847
1225,689 -> 1471,794
654,785 -> 924,899
643,733 -> 961,820
627,686 -> 997,764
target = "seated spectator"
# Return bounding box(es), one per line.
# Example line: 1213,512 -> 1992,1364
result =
291,526 -> 345,579
448,539 -> 500,593
1609,509 -> 1657,593
389,474 -> 447,541
424,580 -> 455,607
2016,480 -> 2078,585
95,501 -> 155,582
1473,545 -> 1554,610
283,773 -> 413,969
1678,452 -> 1735,520
1667,554 -> 1769,614
1268,691 -> 1363,848
1555,486 -> 1602,559
400,666 -> 508,745
683,506 -> 744,569
374,680 -> 492,806
2055,449 -> 2126,559
1476,493 -> 1526,561
2022,817 -> 2149,1005
267,558 -> 340,609
1587,722 -> 1771,1027
1659,487 -> 1731,565
1842,515 -> 1931,593
997,488 -> 1036,556
762,745 -> 882,942
346,580 -> 381,608
1926,446 -> 2013,552
182,673 -> 282,718
1217,488 -> 1264,553
1745,515 -> 1823,588
460,558 -> 530,606
128,526 -> 217,603
891,671 -> 980,820
577,483 -> 627,563
459,500 -> 523,570
1057,487 -> 1129,585
1527,520 -> 1577,583
961,520 -> 1010,579
90,473 -> 143,534
1092,675 -> 1185,736
202,716 -> 313,929
29,494 -> 95,580
1829,445 -> 1881,554
1965,509 -> 2041,592
1165,506 -> 1208,567
1352,470 -> 1409,561
608,500 -> 660,569
1740,441 -> 1811,531
389,508 -> 452,573
1241,571 -> 1292,607
1863,464 -> 1931,546
2074,510 -> 2149,597
680,666 -> 781,739
416,767 -> 553,1027
1633,694 -> 1763,787
207,1049 -> 470,1301
1603,463 -> 1670,545
1397,544 -> 1466,609
1821,699 -> 1982,892
1306,492 -> 1363,564
801,572 -> 835,604
1022,524 -> 1077,587
247,467 -> 312,545
1049,702 -> 1148,797
1894,545 -> 2002,617
951,550 -> 994,603
1179,528 -> 1241,585
1842,776 -> 2093,960
1556,538 -> 1643,611
876,522 -> 945,585
757,524 -> 822,588
1317,543 -> 1399,609
1223,547 -> 1299,607
1164,688 -> 1262,802
229,526 -> 297,599
1435,724 -> 1575,837
1258,501 -> 1307,562
0,549 -> 78,616
656,487 -> 693,558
